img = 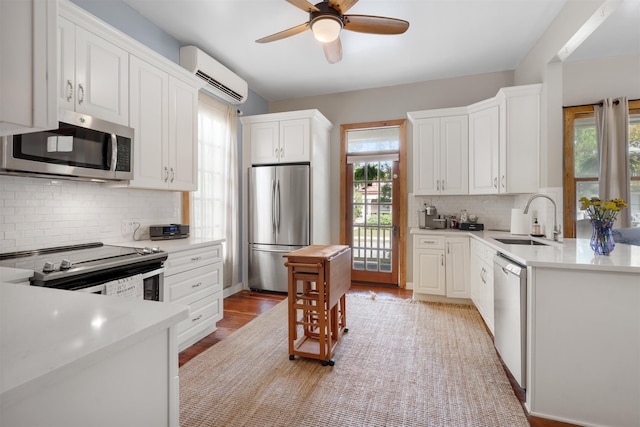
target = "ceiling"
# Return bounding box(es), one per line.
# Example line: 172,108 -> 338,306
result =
120,0 -> 639,102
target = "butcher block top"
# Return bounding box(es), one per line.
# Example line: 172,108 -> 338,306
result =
283,245 -> 350,262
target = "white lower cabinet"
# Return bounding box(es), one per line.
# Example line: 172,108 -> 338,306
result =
445,237 -> 470,298
413,235 -> 446,295
163,242 -> 224,351
470,238 -> 495,334
413,234 -> 469,299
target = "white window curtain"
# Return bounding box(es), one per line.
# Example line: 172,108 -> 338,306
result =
595,97 -> 631,227
192,93 -> 238,288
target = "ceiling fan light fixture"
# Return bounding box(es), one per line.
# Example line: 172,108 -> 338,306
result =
311,16 -> 342,43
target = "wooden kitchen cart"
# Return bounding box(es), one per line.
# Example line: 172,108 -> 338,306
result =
283,245 -> 351,366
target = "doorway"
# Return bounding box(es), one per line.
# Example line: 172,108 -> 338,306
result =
340,120 -> 406,286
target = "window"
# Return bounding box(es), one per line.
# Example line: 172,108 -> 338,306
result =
563,100 -> 640,237
187,93 -> 238,287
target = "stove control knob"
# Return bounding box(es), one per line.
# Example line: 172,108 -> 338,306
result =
43,261 -> 56,273
152,246 -> 160,253
142,247 -> 153,254
60,259 -> 72,270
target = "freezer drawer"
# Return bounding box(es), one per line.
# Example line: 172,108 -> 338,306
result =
249,244 -> 303,293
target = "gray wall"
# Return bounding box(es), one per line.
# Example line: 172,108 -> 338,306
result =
563,54 -> 640,106
70,0 -> 182,63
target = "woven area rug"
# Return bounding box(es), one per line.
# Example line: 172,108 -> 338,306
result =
179,295 -> 529,427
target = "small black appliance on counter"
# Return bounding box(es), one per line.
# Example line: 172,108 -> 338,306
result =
458,222 -> 484,231
150,224 -> 190,240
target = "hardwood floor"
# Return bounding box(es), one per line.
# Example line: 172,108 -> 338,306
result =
178,283 -> 575,427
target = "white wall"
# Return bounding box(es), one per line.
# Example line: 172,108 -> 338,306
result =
0,175 -> 181,252
269,70 -> 515,245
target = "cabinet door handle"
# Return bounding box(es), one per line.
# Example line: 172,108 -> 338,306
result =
447,242 -> 450,254
190,256 -> 202,262
77,83 -> 84,105
493,177 -> 498,188
274,147 -> 279,158
436,180 -> 440,191
192,314 -> 203,322
191,282 -> 202,289
170,168 -> 175,183
280,147 -> 284,158
441,254 -> 444,266
66,80 -> 73,102
164,166 -> 169,182
442,180 -> 445,191
501,175 -> 505,189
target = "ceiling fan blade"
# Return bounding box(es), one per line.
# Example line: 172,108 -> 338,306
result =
256,22 -> 309,43
322,38 -> 342,64
343,15 -> 409,35
328,0 -> 359,14
286,0 -> 320,13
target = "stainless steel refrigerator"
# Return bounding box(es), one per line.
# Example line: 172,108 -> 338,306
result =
248,164 -> 310,292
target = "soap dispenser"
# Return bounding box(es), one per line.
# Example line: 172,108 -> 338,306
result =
532,218 -> 541,236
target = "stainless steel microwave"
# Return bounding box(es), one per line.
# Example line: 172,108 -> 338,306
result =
0,111 -> 134,181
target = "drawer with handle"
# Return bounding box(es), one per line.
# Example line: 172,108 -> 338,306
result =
166,263 -> 222,302
414,235 -> 445,249
164,244 -> 222,276
177,292 -> 222,335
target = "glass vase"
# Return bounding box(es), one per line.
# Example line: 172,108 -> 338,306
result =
590,220 -> 615,255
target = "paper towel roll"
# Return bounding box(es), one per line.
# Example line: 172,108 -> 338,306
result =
510,208 -> 531,235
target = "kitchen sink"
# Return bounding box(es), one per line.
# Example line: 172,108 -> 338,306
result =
494,238 -> 549,246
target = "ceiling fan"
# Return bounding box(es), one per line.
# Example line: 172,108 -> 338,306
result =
256,0 -> 409,64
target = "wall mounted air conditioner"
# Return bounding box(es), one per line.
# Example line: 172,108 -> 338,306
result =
179,46 -> 248,105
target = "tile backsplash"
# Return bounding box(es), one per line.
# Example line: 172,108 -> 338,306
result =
410,193 -> 517,230
410,187 -> 564,236
0,175 -> 181,252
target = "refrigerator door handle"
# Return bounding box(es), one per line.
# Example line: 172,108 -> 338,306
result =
276,179 -> 281,232
271,178 -> 277,234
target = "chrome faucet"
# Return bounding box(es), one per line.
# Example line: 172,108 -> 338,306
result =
523,194 -> 562,242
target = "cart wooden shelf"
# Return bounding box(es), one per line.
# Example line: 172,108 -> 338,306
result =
283,245 -> 351,366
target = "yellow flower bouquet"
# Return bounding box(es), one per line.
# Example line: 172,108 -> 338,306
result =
579,197 -> 628,222
579,197 -> 628,255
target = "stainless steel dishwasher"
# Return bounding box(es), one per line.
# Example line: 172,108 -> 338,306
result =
493,254 -> 527,389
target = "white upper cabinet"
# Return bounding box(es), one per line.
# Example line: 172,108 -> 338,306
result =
468,103 -> 500,194
128,56 -> 197,191
58,17 -> 129,126
0,0 -> 57,136
408,108 -> 468,195
249,118 -> 310,164
469,84 -> 541,194
128,56 -> 169,189
167,77 -> 198,191
57,1 -> 201,191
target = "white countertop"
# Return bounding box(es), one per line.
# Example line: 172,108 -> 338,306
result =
411,228 -> 640,273
0,267 -> 34,284
0,283 -> 189,404
120,237 -> 224,253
